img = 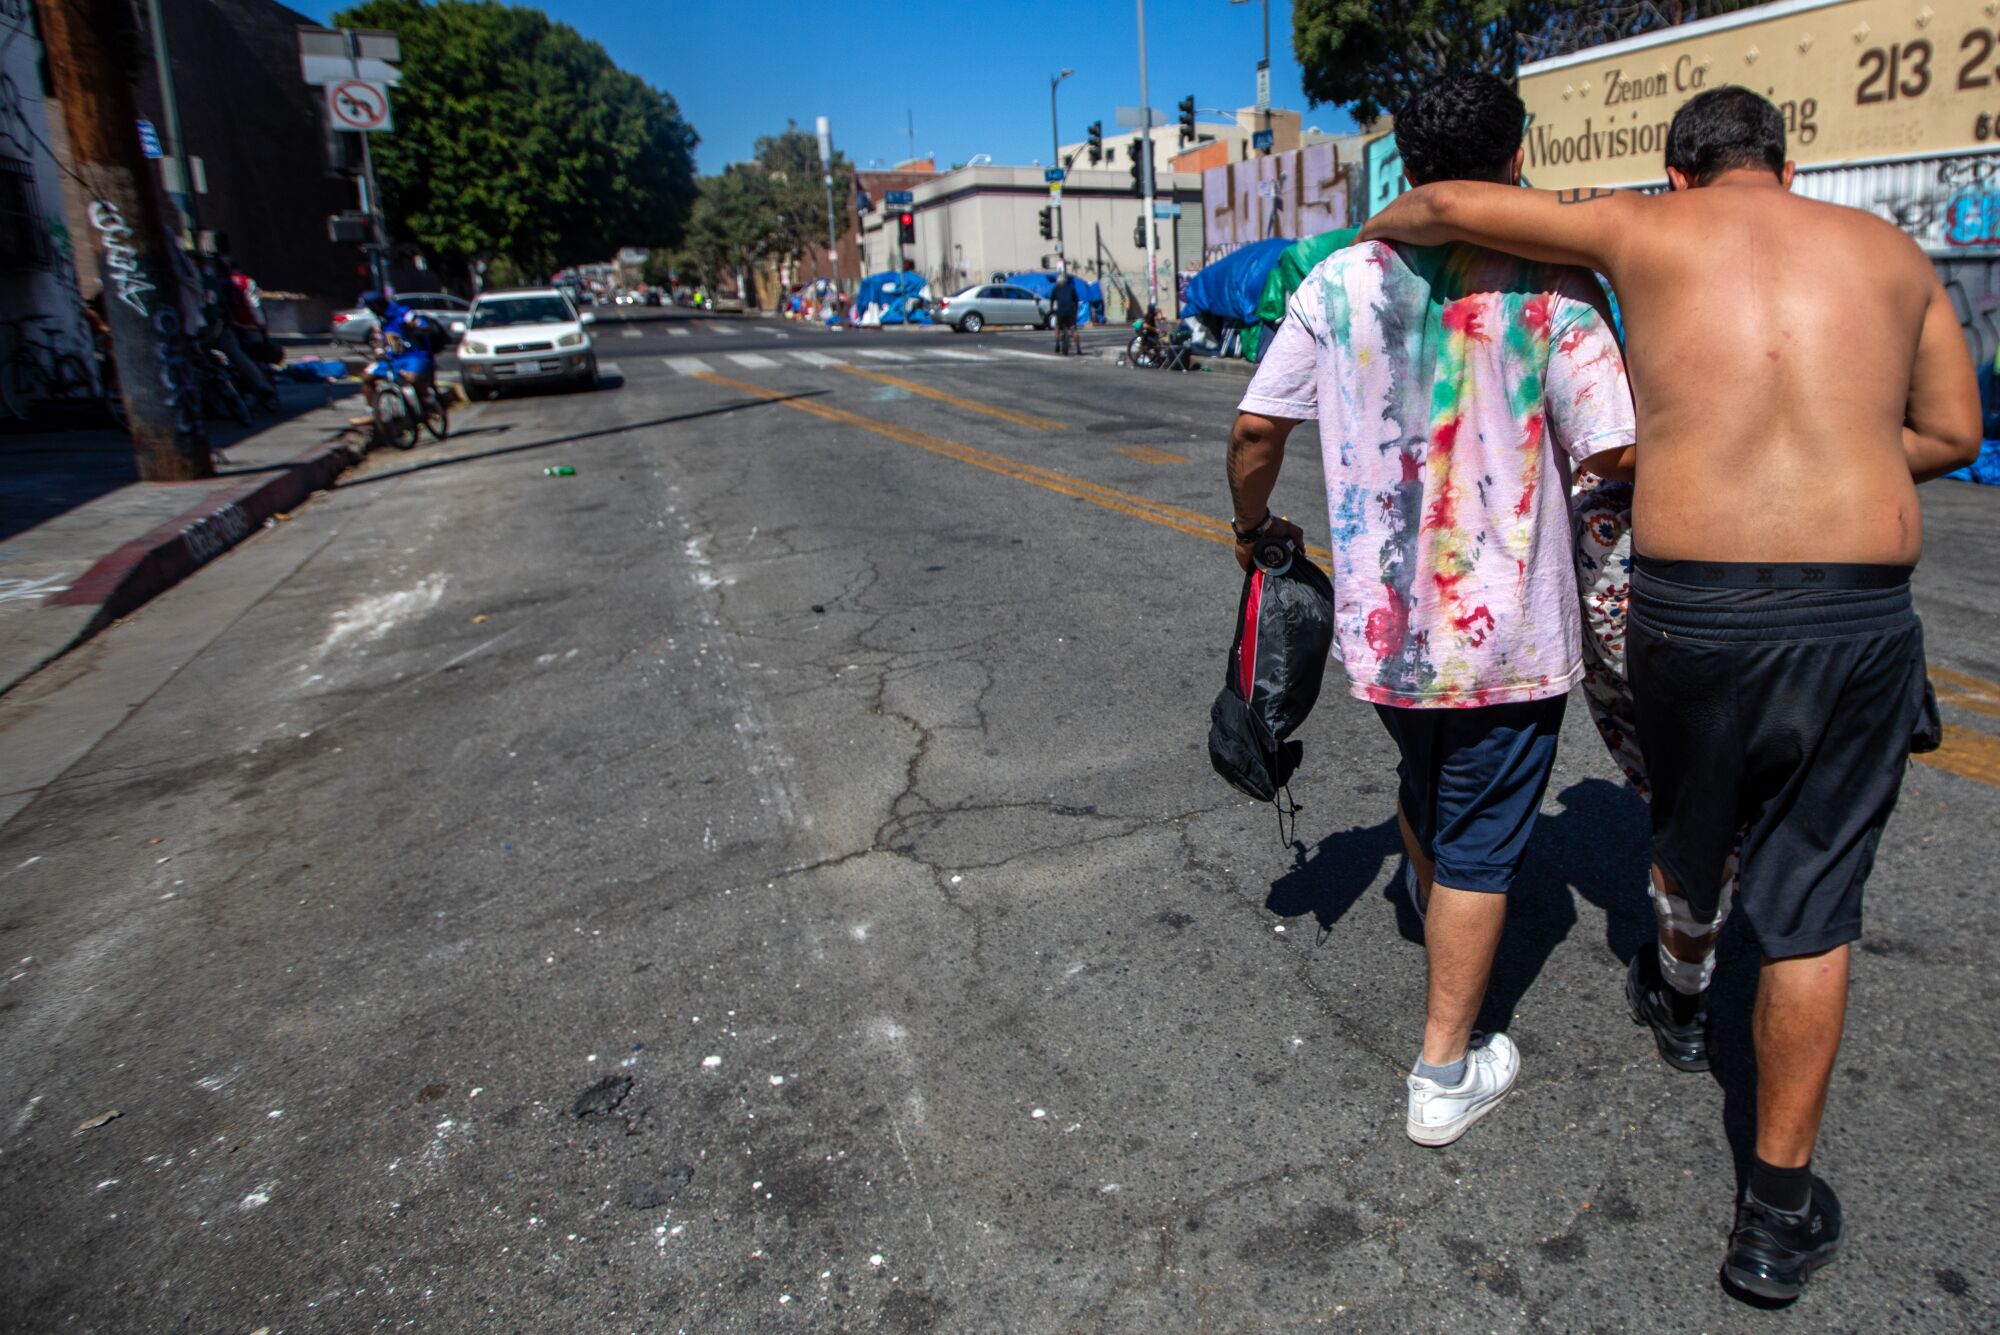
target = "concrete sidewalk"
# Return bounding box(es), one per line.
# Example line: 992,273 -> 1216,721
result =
0,378 -> 371,694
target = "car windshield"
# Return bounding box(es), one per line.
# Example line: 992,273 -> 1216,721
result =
471,296 -> 573,328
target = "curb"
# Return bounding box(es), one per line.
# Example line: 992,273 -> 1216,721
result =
15,428 -> 370,686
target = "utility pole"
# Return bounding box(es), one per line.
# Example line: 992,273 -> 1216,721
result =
35,0 -> 211,480
1231,0 -> 1272,156
1135,0 -> 1157,312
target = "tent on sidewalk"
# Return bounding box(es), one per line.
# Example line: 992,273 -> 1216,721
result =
855,271 -> 934,325
1240,228 -> 1358,362
1179,237 -> 1294,333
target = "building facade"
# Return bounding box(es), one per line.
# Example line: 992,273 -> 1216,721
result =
857,163 -> 1203,318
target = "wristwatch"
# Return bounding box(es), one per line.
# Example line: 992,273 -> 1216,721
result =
1231,510 -> 1273,543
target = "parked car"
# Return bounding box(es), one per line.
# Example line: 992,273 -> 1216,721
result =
330,292 -> 471,345
457,288 -> 596,399
939,283 -> 1051,333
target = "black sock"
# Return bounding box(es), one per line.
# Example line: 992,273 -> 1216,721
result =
1665,983 -> 1703,1026
1749,1157 -> 1812,1214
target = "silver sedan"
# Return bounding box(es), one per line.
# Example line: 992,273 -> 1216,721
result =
937,283 -> 1051,333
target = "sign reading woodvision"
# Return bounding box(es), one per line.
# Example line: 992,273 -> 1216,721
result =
1518,0 -> 2000,190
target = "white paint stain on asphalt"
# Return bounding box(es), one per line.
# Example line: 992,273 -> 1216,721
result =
321,574 -> 447,655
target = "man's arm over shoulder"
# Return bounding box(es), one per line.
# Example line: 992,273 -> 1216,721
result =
1361,182 -> 1647,275
1904,277 -> 1983,482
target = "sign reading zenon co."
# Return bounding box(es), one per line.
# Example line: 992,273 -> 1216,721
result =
1518,0 -> 2000,189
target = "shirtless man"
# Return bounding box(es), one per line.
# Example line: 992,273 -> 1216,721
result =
1365,85 -> 1980,1301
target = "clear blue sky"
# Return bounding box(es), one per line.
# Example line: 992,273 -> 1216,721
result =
303,0 -> 1354,172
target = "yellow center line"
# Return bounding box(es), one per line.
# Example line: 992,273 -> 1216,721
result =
1929,665 -> 2000,721
1116,445 -> 1191,466
1918,725 -> 2000,788
691,371 -> 1333,563
832,363 -> 1066,431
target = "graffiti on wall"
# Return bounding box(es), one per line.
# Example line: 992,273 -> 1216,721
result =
1202,143 -> 1352,261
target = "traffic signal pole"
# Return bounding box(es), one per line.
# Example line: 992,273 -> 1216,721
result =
1135,0 -> 1157,313
35,0 -> 211,480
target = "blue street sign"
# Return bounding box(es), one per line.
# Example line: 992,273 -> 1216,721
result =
1044,167 -> 1065,183
136,119 -> 163,159
1252,129 -> 1274,152
1153,202 -> 1180,218
885,190 -> 914,205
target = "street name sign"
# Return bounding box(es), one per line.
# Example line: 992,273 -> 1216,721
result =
885,190 -> 914,205
1044,167 -> 1065,182
1252,129 -> 1274,151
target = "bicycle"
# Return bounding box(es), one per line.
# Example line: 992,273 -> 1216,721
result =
363,356 -> 421,450
412,374 -> 449,441
0,314 -> 94,420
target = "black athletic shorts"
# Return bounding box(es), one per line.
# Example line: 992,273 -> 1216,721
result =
1626,555 -> 1927,958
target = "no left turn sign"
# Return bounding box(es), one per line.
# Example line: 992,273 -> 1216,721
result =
327,79 -> 392,132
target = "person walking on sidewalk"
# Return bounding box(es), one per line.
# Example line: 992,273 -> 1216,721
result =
1051,268 -> 1081,356
1225,71 -> 1638,1149
1362,85 -> 1981,1300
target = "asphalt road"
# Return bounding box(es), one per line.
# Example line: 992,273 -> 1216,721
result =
3,306 -> 1998,1332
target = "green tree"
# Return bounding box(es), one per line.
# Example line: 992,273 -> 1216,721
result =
332,0 -> 698,286
747,123 -> 853,279
1292,1 -> 1759,121
1292,1 -> 1566,120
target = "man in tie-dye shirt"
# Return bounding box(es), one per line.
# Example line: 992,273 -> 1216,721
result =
1226,73 -> 1636,1148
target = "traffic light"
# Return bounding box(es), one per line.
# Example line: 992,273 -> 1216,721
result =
1177,96 -> 1196,146
1038,207 -> 1053,240
1133,217 -> 1146,248
1126,138 -> 1151,195
897,211 -> 915,244
1086,121 -> 1103,164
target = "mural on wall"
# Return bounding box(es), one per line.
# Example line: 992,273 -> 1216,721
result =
1202,143 -> 1352,261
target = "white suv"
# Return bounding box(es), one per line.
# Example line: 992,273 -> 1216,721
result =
458,289 -> 596,399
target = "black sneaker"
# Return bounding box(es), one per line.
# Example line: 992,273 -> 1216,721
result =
1722,1176 -> 1844,1301
1625,950 -> 1710,1072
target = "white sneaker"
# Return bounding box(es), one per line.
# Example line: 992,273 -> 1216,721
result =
1405,1032 -> 1519,1147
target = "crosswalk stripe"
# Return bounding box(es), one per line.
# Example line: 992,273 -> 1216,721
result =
854,349 -> 911,361
925,349 -> 994,361
727,352 -> 780,368
595,362 -> 621,379
619,327 -> 642,338
706,322 -> 740,335
773,331 -> 790,340
791,351 -> 846,367
666,327 -> 691,337
664,356 -> 713,374
991,348 -> 1050,359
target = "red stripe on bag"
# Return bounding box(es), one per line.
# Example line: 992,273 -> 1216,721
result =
1240,569 -> 1263,700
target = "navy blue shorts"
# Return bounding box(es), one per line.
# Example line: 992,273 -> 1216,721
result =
1375,697 -> 1568,894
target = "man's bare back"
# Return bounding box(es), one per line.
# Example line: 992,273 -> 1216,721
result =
1362,171 -> 1980,565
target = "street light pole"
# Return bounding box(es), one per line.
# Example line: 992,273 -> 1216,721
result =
816,115 -> 840,303
1049,68 -> 1072,261
1231,0 -> 1272,156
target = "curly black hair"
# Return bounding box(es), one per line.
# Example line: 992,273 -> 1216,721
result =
1665,86 -> 1785,185
1393,71 -> 1526,186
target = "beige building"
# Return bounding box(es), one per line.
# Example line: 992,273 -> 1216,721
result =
858,162 -> 1204,317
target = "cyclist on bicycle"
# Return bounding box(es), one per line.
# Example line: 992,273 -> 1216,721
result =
361,291 -> 444,411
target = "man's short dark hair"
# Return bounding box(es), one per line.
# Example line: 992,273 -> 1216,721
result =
1665,86 -> 1785,184
1394,72 -> 1526,186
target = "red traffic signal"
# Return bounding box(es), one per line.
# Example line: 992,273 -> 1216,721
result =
897,211 -> 915,244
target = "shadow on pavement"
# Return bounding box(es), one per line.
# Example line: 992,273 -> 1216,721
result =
337,391 -> 823,487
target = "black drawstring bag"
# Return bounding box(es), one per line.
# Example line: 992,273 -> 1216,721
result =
1208,540 -> 1335,821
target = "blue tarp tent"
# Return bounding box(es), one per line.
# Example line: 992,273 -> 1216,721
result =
995,271 -> 1106,321
856,271 -> 933,324
1181,237 -> 1294,326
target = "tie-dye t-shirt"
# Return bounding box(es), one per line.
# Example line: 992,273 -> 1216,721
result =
1240,241 -> 1635,709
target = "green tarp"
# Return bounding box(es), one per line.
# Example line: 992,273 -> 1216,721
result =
1240,228 -> 1358,362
